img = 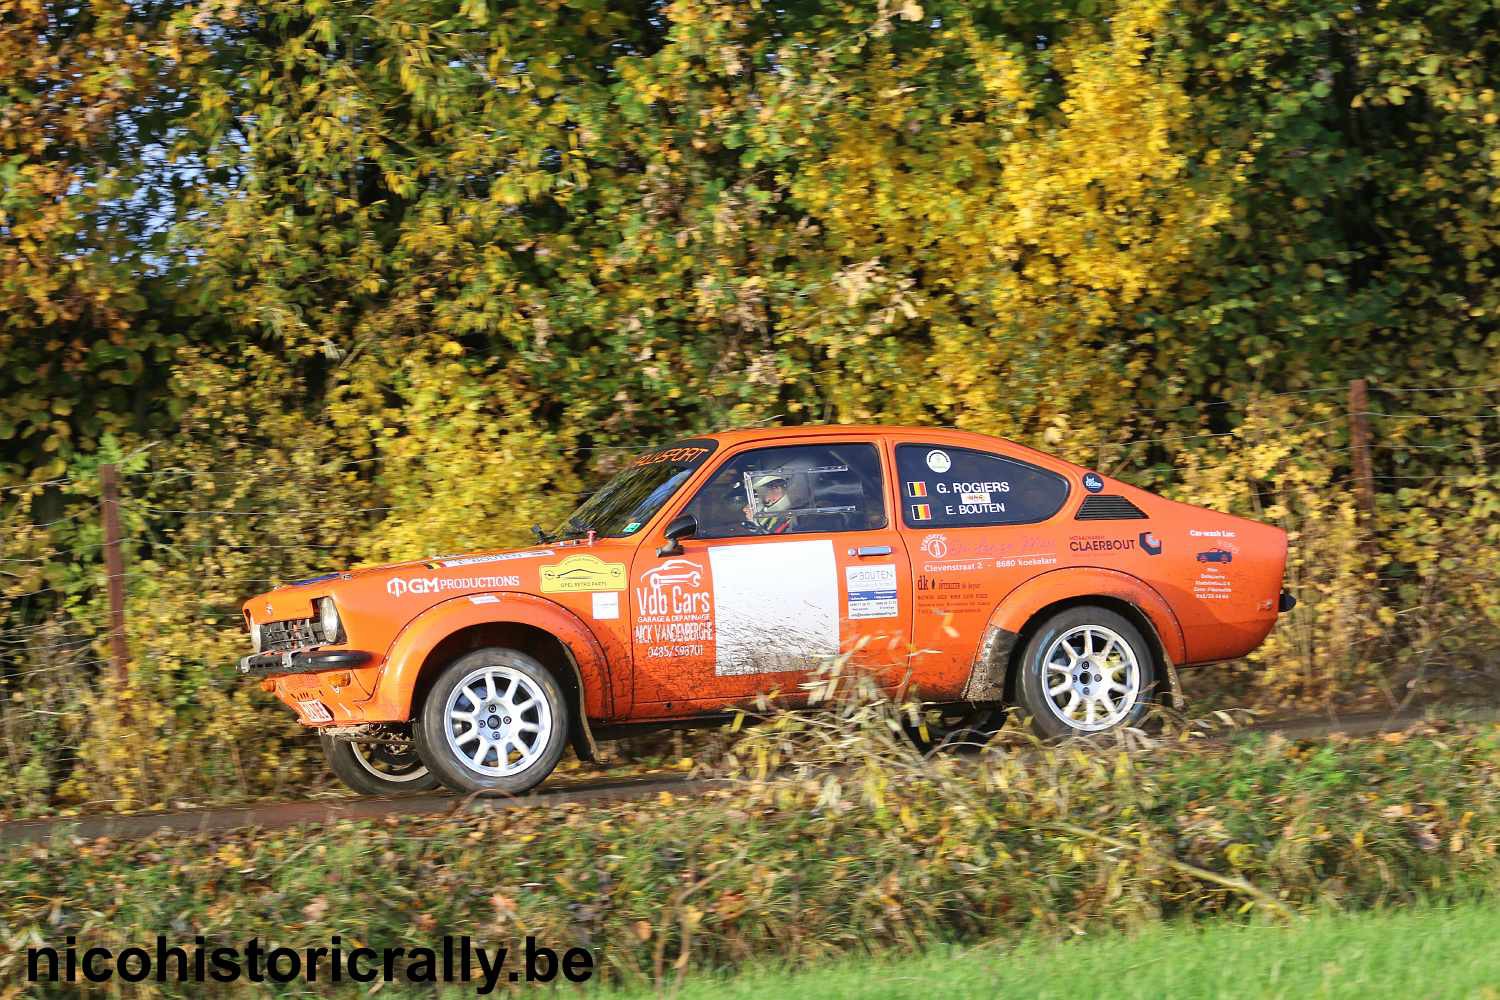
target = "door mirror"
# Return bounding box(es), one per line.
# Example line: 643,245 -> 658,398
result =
656,513 -> 698,557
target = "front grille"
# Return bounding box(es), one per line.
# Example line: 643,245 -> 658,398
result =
1075,495 -> 1148,520
261,617 -> 329,653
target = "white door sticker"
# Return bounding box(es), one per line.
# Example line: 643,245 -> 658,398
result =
846,564 -> 899,620
592,591 -> 620,620
709,539 -> 838,675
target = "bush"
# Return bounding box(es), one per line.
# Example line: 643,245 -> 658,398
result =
5,677 -> 1500,994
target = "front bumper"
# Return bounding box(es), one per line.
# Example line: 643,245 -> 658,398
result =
237,648 -> 374,677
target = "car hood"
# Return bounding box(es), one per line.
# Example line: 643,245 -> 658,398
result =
342,545 -> 558,579
243,540 -> 630,625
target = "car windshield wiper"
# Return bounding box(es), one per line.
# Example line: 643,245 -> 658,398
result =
556,515 -> 592,540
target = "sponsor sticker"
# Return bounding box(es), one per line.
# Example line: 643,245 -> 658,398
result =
960,491 -> 990,505
913,533 -> 1057,578
468,594 -> 501,605
592,591 -> 620,620
434,549 -> 553,569
925,449 -> 951,473
629,445 -> 712,468
1082,472 -> 1104,493
1069,534 -> 1135,553
387,574 -> 520,597
642,559 -> 705,594
914,572 -> 989,613
911,503 -> 932,521
634,559 -> 713,659
623,521 -> 643,534
921,560 -> 988,573
905,481 -> 928,498
539,554 -> 628,593
1193,566 -> 1233,601
846,564 -> 899,620
1067,532 -> 1162,556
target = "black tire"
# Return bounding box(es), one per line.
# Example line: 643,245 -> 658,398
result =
906,704 -> 1008,754
319,731 -> 441,796
1016,606 -> 1157,739
413,647 -> 570,795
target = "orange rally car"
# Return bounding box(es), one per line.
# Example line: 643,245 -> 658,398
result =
238,426 -> 1294,796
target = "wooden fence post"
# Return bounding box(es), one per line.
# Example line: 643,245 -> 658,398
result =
1348,378 -> 1376,523
100,463 -> 130,684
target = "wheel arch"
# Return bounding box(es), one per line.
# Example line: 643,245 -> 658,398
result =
962,568 -> 1186,710
362,594 -> 613,761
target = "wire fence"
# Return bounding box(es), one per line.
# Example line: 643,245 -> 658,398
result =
0,392 -> 1492,815
0,379 -> 1495,737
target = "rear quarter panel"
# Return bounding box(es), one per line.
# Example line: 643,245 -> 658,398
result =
1119,489 -> 1288,664
895,430 -> 1287,694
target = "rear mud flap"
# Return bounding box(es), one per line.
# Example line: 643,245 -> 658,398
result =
960,625 -> 1019,703
960,619 -> 1185,711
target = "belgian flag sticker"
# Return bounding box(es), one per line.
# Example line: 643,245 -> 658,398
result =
905,481 -> 928,498
910,503 -> 932,521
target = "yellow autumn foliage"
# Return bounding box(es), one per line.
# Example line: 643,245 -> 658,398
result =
1,0 -> 1495,812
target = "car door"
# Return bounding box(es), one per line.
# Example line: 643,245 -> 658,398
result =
628,437 -> 913,715
895,440 -> 1073,699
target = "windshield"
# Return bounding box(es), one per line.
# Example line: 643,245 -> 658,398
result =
555,439 -> 717,539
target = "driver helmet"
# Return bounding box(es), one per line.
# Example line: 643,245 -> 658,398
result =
751,472 -> 791,513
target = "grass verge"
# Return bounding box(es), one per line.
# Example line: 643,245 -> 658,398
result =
599,900 -> 1500,1000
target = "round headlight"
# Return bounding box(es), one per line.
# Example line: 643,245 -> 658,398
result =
316,597 -> 343,644
250,621 -> 264,654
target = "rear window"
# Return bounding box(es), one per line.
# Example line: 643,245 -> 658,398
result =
896,444 -> 1069,528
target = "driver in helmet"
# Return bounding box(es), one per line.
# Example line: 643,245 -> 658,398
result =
743,472 -> 796,535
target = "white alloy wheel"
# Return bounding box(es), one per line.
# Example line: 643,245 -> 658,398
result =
1040,623 -> 1142,732
348,742 -> 432,784
443,665 -> 554,777
319,731 -> 442,796
414,647 -> 570,795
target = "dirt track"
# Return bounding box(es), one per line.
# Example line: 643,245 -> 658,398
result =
3,706 -> 1492,847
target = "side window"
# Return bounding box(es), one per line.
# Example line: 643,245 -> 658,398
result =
683,443 -> 887,539
896,444 -> 1069,528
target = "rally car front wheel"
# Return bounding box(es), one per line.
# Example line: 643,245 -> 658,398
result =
413,647 -> 570,795
1015,606 -> 1157,739
319,731 -> 441,796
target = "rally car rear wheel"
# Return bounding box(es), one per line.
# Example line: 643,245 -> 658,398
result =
320,731 -> 441,796
1016,606 -> 1156,738
413,647 -> 569,795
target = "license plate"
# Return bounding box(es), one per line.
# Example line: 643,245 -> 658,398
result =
297,699 -> 333,723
